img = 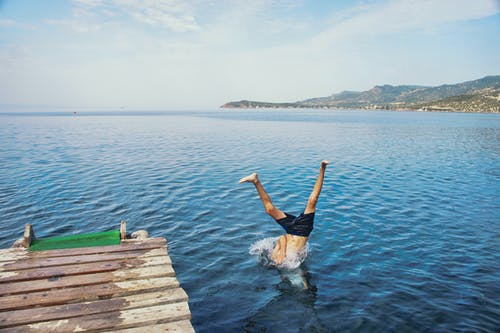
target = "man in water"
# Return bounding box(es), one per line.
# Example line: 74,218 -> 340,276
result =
239,160 -> 329,265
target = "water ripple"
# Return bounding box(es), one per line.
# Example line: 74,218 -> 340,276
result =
0,111 -> 499,332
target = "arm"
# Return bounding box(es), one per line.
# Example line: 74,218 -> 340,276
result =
271,235 -> 287,264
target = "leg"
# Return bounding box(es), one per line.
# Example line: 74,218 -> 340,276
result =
304,160 -> 329,214
239,173 -> 287,220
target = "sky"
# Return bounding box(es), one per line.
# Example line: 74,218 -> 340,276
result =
0,0 -> 499,111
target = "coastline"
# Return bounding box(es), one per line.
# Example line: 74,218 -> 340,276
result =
220,105 -> 500,114
221,75 -> 500,114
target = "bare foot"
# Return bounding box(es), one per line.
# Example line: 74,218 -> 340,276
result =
239,172 -> 258,184
321,160 -> 330,168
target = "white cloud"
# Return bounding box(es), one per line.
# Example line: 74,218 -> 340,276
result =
0,18 -> 38,30
314,0 -> 500,45
127,6 -> 198,32
68,0 -> 201,32
44,18 -> 104,32
72,0 -> 105,6
0,19 -> 17,27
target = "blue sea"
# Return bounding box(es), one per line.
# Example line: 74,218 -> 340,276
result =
0,109 -> 499,332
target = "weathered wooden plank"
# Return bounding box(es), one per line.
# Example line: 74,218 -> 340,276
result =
0,255 -> 172,283
0,236 -> 193,332
0,289 -> 188,328
0,276 -> 180,311
1,302 -> 191,333
0,263 -> 174,296
0,249 -> 28,263
103,320 -> 195,333
0,238 -> 167,263
0,248 -> 168,272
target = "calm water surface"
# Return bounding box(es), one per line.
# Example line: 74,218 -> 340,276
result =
0,110 -> 499,332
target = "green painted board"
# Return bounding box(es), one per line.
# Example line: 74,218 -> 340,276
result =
29,230 -> 120,252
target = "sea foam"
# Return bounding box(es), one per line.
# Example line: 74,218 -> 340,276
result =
249,237 -> 309,270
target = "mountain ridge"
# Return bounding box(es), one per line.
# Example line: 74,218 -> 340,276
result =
222,75 -> 500,113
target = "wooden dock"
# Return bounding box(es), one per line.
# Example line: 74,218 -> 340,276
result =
0,236 -> 194,332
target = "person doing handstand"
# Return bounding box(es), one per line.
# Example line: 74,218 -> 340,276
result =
239,160 -> 329,265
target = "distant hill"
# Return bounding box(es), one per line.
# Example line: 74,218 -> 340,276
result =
221,76 -> 500,113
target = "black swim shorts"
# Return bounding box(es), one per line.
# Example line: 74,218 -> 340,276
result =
275,212 -> 314,237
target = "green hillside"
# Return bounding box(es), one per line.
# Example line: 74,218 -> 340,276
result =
222,75 -> 500,113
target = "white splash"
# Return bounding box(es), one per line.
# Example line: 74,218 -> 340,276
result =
249,237 -> 309,270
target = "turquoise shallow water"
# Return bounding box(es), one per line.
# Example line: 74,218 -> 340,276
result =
0,110 -> 499,332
